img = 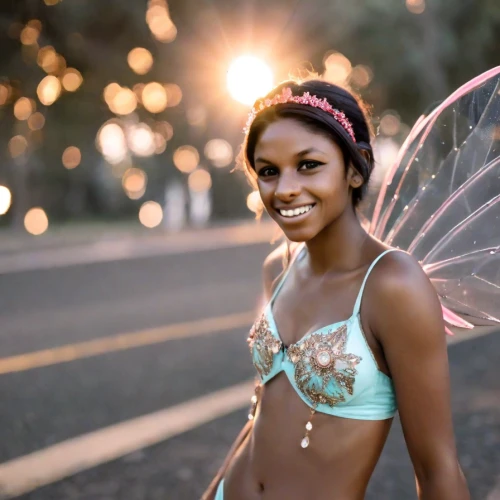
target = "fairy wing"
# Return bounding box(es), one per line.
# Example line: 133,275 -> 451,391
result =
369,67 -> 500,328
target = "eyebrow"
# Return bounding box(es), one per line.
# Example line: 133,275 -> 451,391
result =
255,147 -> 327,165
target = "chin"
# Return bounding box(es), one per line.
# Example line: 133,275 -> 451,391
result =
279,225 -> 320,243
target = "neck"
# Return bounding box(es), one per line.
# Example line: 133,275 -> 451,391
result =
304,205 -> 369,275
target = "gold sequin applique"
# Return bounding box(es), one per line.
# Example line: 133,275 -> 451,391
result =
247,313 -> 282,378
287,324 -> 362,408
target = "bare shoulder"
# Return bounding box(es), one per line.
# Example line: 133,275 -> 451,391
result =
368,249 -> 430,292
262,241 -> 297,301
365,249 -> 445,341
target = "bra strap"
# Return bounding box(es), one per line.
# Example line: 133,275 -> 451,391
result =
269,243 -> 305,304
352,248 -> 400,315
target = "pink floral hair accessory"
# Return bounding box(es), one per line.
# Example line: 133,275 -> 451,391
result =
245,87 -> 356,143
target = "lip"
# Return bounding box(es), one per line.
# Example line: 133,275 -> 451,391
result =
274,203 -> 316,223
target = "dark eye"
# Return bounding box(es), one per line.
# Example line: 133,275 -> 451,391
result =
298,160 -> 323,171
257,166 -> 278,177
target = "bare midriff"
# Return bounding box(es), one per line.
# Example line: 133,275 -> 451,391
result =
223,374 -> 393,500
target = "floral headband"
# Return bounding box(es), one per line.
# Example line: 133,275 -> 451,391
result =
245,87 -> 356,143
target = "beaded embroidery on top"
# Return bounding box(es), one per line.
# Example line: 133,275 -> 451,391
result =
287,324 -> 362,407
245,87 -> 357,143
248,315 -> 362,408
247,314 -> 282,378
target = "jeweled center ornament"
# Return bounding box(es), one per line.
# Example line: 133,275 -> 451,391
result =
316,350 -> 332,367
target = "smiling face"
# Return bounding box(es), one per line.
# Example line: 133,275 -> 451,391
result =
253,118 -> 361,242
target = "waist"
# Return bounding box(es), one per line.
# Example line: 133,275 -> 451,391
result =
224,381 -> 393,499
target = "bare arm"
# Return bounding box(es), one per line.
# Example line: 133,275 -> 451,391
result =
369,252 -> 469,500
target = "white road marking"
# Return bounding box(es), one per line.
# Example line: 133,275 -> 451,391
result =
0,380 -> 255,498
0,311 -> 255,375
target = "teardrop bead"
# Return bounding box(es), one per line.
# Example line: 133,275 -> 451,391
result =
301,436 -> 310,448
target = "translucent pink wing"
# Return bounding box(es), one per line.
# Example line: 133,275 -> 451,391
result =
370,67 -> 500,327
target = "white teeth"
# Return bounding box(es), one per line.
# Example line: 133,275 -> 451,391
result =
279,205 -> 313,218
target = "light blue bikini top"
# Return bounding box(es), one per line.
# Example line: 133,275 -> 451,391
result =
247,246 -> 398,420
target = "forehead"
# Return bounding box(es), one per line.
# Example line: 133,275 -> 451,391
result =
255,118 -> 338,157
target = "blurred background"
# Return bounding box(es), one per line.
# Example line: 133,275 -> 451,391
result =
0,0 -> 499,499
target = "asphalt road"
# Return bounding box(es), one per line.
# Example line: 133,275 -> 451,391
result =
0,241 -> 499,500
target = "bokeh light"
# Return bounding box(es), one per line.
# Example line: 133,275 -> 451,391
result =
323,51 -> 352,85
127,48 -> 154,75
155,121 -> 174,141
227,56 -> 274,106
103,83 -> 121,105
62,146 -> 82,169
37,75 -> 62,105
154,133 -> 167,154
406,0 -> 426,14
108,86 -> 137,115
139,200 -> 163,228
0,84 -> 11,105
350,65 -> 373,89
380,111 -> 401,136
146,0 -> 177,43
142,82 -> 167,113
24,207 -> 49,235
20,24 -> 40,45
188,169 -> 212,193
44,0 -> 60,5
133,83 -> 145,104
204,139 -> 233,167
8,135 -> 28,158
97,121 -> 128,164
37,46 -> 64,74
173,145 -> 199,173
127,123 -> 156,156
164,83 -> 182,107
122,167 -> 148,199
67,32 -> 84,46
246,191 -> 263,214
61,68 -> 83,92
186,106 -> 207,128
14,97 -> 35,120
0,186 -> 12,215
28,112 -> 45,130
155,121 -> 173,141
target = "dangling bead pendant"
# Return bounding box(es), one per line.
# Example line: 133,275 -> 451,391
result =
301,407 -> 316,449
248,382 -> 261,421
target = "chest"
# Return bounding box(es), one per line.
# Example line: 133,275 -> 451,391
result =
271,268 -> 366,346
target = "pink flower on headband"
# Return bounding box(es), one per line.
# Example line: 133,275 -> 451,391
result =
245,87 -> 356,143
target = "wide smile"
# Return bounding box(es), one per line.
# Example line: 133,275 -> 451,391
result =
275,203 -> 316,222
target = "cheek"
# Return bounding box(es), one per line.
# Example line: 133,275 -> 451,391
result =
313,171 -> 349,205
256,180 -> 273,202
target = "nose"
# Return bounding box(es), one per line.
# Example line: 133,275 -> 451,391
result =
275,171 -> 300,202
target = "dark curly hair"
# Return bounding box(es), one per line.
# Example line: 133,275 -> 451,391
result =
240,79 -> 375,207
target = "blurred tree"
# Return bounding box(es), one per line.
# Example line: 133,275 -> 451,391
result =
0,0 -> 498,228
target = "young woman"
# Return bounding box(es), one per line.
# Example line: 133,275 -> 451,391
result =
204,80 -> 470,499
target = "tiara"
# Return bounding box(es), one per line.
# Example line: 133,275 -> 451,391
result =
245,87 -> 356,142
